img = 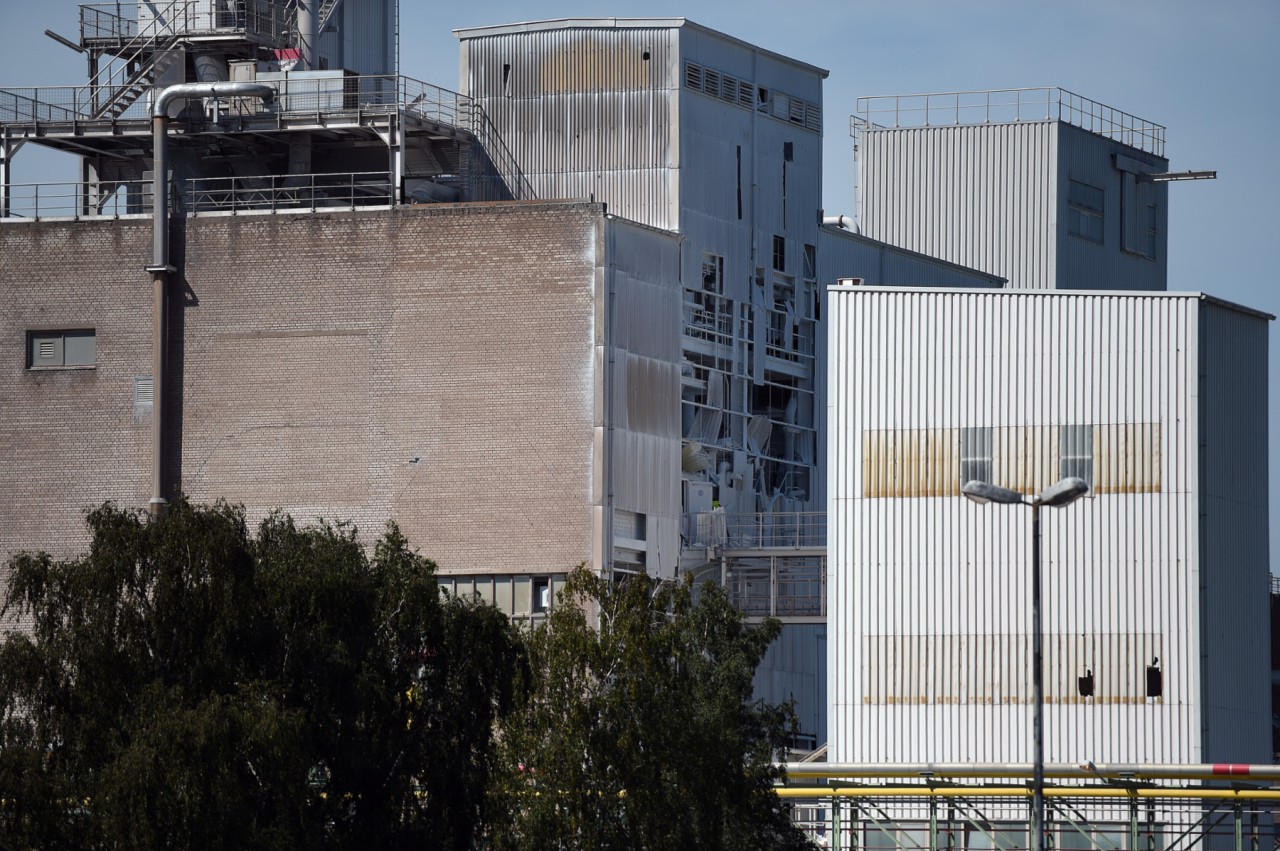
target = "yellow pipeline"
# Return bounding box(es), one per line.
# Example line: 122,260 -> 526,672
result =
774,787 -> 1280,801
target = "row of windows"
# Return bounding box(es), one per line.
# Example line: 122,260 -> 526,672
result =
959,425 -> 1093,487
1067,176 -> 1159,259
863,423 -> 1162,499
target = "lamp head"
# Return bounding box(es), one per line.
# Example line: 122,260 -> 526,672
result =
961,480 -> 1026,506
1035,477 -> 1090,507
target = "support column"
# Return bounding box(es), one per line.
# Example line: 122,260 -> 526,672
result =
0,138 -> 10,219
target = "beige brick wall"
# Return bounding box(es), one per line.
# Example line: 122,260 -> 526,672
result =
2,202 -> 654,580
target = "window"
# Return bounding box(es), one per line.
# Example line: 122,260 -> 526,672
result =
959,427 -> 992,488
803,243 -> 817,279
1059,424 -> 1094,487
532,577 -> 550,613
700,252 -> 724,294
1067,178 -> 1104,243
28,329 -> 95,368
1143,202 -> 1158,258
772,235 -> 786,272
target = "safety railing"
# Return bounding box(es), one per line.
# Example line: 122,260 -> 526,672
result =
0,181 -> 151,220
0,73 -> 466,126
684,511 -> 826,550
722,555 -> 825,618
466,104 -> 536,202
778,766 -> 1280,851
185,172 -> 394,213
684,291 -> 736,348
854,87 -> 1165,157
80,0 -> 293,45
0,87 -> 87,123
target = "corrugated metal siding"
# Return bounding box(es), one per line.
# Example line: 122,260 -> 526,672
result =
460,28 -> 680,231
605,219 -> 684,577
1055,123 -> 1168,292
1198,300 -> 1271,762
316,0 -> 395,75
755,623 -> 827,745
860,424 -> 1160,498
858,122 -> 1058,288
829,288 -> 1215,764
813,229 -> 1001,510
817,226 -> 1006,289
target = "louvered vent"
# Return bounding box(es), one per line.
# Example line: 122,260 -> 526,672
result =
682,61 -> 820,133
38,340 -> 55,358
134,376 -> 154,406
684,61 -> 703,91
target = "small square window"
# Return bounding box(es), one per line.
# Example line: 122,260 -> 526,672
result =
28,329 -> 95,368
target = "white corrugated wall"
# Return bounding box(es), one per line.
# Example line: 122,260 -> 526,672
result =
858,122 -> 1058,288
828,288 -> 1268,765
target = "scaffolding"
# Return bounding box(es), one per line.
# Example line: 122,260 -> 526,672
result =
778,764 -> 1280,850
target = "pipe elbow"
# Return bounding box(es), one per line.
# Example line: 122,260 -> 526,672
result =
821,214 -> 860,233
152,82 -> 276,118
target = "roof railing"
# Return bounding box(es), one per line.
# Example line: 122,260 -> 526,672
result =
854,87 -> 1165,157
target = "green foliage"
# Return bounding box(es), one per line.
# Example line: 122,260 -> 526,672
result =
487,566 -> 813,851
0,497 -> 525,850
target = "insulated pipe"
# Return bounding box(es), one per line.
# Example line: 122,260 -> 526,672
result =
781,763 -> 1280,781
821,214 -> 859,232
148,82 -> 274,515
296,0 -> 318,71
774,787 -> 1280,801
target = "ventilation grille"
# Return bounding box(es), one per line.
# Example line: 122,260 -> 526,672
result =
134,376 -> 154,406
683,61 -> 820,132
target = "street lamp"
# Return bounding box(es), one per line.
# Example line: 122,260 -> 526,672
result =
961,476 -> 1090,851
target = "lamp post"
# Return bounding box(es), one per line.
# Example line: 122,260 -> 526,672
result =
961,476 -> 1089,851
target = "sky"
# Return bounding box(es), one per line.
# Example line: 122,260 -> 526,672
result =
4,0 -> 1279,562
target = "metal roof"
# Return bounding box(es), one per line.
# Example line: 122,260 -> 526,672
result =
452,17 -> 830,78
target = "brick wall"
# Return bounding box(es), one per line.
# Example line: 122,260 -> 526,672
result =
2,202 -> 621,578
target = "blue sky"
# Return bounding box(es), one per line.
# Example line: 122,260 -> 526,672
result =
4,0 -> 1278,562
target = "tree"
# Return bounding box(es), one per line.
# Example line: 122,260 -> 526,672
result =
0,497 -> 525,850
487,567 -> 814,850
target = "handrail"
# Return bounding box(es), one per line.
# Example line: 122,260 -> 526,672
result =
75,0 -> 191,114
0,180 -> 151,220
185,171 -> 394,213
684,511 -> 826,550
854,87 -> 1165,157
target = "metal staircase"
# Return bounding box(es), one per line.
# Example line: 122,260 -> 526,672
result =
319,0 -> 343,32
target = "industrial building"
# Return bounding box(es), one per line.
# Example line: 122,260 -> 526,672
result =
827,286 -> 1271,764
0,1 -> 1272,818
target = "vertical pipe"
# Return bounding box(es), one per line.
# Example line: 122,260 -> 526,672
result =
147,83 -> 275,516
831,795 -> 841,851
1129,798 -> 1139,851
296,0 -> 317,72
149,113 -> 170,516
0,139 -> 10,219
1031,502 -> 1045,851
